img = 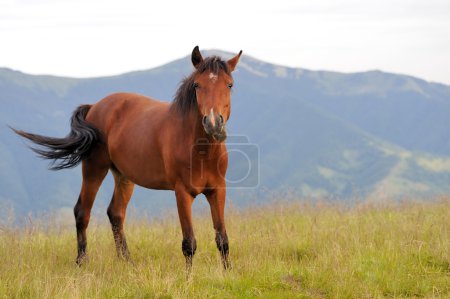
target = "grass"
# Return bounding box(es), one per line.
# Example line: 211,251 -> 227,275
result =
0,198 -> 449,298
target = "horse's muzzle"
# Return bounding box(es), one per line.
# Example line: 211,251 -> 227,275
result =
202,113 -> 226,142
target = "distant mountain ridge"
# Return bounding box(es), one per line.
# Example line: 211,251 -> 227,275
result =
1,50 -> 450,219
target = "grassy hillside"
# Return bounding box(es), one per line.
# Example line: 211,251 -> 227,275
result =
0,199 -> 448,298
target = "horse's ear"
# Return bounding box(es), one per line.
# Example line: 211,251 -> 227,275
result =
227,50 -> 243,72
191,46 -> 203,69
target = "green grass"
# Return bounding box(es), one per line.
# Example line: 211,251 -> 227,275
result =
0,199 -> 449,298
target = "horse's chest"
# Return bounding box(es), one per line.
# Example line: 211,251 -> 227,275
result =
181,154 -> 226,191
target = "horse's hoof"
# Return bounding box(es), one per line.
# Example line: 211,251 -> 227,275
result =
223,259 -> 232,270
124,256 -> 136,266
185,256 -> 193,272
75,254 -> 89,266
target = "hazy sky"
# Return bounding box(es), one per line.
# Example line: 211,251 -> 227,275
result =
1,0 -> 449,84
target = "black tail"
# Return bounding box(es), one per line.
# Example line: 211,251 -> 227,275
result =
11,105 -> 102,170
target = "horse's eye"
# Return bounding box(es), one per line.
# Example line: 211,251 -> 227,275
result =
228,83 -> 233,89
193,82 -> 199,88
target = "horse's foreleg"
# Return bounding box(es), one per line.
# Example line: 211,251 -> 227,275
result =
205,187 -> 230,269
107,171 -> 135,260
175,183 -> 196,270
74,160 -> 108,265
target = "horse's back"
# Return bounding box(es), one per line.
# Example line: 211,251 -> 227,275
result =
86,92 -> 166,129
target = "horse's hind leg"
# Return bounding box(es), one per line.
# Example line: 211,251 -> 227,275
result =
107,169 -> 135,260
74,159 -> 109,265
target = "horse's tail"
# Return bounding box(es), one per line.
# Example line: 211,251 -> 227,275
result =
11,104 -> 102,170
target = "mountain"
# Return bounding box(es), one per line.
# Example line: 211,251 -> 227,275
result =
1,50 -> 450,220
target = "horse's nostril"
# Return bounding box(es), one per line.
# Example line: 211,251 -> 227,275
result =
219,115 -> 224,124
202,115 -> 208,126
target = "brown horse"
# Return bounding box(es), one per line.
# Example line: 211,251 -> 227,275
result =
12,46 -> 242,269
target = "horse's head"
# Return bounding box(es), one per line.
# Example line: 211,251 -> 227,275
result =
191,46 -> 242,142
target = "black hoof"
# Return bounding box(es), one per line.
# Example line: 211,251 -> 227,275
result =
117,249 -> 131,260
182,238 -> 197,271
222,258 -> 232,270
185,256 -> 193,271
75,254 -> 88,266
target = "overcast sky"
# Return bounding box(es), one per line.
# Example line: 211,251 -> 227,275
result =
1,0 -> 449,84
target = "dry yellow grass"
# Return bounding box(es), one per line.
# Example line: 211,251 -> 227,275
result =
0,198 -> 449,298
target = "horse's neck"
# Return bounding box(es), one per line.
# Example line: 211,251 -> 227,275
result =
183,111 -> 209,142
180,111 -> 221,155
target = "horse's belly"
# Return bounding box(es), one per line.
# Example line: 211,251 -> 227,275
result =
127,161 -> 174,190
110,141 -> 174,190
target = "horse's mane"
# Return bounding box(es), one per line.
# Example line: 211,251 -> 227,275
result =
171,56 -> 231,115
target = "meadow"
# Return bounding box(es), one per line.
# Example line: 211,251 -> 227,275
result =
0,198 -> 448,298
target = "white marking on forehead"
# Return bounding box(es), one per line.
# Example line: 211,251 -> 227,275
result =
209,72 -> 218,83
